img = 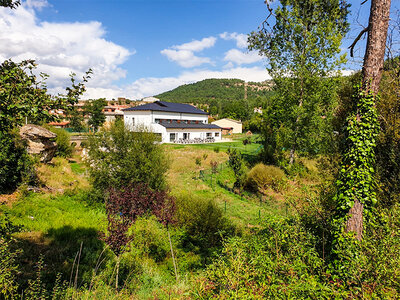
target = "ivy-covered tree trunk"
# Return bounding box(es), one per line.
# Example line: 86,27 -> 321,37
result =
337,0 -> 391,240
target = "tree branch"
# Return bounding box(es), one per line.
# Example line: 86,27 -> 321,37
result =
348,26 -> 369,57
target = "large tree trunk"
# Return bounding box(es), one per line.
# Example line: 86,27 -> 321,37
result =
345,0 -> 391,240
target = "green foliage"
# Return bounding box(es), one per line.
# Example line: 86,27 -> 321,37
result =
227,147 -> 246,189
67,107 -> 85,132
127,216 -> 170,263
156,78 -> 273,121
0,213 -> 21,299
0,238 -> 20,299
333,87 -> 378,231
245,163 -> 286,193
0,0 -> 20,8
175,193 -> 235,259
195,216 -> 332,299
249,0 -> 349,163
84,98 -> 107,131
48,127 -> 73,158
86,121 -> 168,194
0,60 -> 90,133
0,131 -> 35,193
374,63 -> 400,207
213,146 -> 220,153
195,157 -> 202,166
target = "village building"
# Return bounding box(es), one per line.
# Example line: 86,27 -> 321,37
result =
123,101 -> 222,143
211,118 -> 242,134
103,105 -> 128,123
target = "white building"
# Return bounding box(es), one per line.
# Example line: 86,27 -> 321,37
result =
123,101 -> 222,143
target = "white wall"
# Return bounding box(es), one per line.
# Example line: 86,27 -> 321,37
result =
123,110 -> 220,143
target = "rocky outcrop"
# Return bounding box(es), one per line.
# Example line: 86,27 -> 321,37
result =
19,124 -> 57,163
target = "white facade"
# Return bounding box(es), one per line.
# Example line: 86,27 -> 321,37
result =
123,104 -> 222,143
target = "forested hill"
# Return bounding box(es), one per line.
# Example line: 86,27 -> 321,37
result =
155,78 -> 273,120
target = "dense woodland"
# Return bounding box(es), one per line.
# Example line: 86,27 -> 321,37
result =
1,0 -> 400,299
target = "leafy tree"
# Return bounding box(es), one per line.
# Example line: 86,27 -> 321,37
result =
227,147 -> 246,189
0,60 -> 90,133
86,121 -> 168,195
67,106 -> 85,132
0,60 -> 90,192
334,0 -> 392,240
84,98 -> 107,131
0,0 -> 20,8
249,0 -> 350,164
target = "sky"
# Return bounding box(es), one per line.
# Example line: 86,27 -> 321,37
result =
0,0 -> 398,100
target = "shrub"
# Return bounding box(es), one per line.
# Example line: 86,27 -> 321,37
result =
0,131 -> 35,193
127,216 -> 170,262
213,146 -> 220,153
194,216 -> 331,299
245,163 -> 286,193
227,147 -> 246,189
174,193 -> 235,260
49,127 -> 73,158
86,121 -> 168,194
195,157 -> 202,166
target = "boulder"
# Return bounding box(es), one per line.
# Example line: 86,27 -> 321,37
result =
19,124 -> 57,163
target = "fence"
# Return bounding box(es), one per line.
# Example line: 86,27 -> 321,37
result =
199,161 -> 270,219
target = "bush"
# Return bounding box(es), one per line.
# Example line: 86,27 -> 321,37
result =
213,146 -> 220,153
0,131 -> 36,193
195,157 -> 202,166
127,216 -> 170,262
48,127 -> 73,158
194,216 -> 331,299
86,122 -> 168,194
174,193 -> 235,260
245,163 -> 286,193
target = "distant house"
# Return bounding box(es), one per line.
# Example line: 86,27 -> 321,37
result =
103,105 -> 128,123
123,101 -> 222,143
211,118 -> 242,134
48,121 -> 70,129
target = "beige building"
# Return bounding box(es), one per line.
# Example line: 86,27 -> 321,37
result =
211,118 -> 242,134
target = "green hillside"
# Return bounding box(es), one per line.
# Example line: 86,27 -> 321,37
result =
156,78 -> 274,121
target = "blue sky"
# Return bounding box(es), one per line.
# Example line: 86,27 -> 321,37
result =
0,0 -> 398,99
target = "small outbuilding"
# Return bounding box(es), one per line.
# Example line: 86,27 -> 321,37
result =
211,118 -> 242,134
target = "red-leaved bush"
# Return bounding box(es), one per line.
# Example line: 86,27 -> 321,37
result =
105,183 -> 176,255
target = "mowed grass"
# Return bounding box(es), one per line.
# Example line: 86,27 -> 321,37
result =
165,134 -> 263,157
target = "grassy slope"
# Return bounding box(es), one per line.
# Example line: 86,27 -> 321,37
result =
1,136 -> 321,298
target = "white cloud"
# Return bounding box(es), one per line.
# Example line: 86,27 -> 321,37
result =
160,49 -> 211,68
220,32 -> 248,48
172,37 -> 216,52
83,66 -> 271,100
0,2 -> 132,94
161,36 -> 216,68
224,49 -> 263,65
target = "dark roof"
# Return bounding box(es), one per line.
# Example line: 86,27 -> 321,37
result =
123,101 -> 208,115
159,121 -> 221,129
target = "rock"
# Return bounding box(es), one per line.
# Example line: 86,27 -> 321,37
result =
19,124 -> 57,163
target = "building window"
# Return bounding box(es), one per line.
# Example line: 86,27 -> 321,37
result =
183,133 -> 190,140
215,132 -> 220,137
170,133 -> 176,142
131,117 -> 135,125
206,132 -> 212,138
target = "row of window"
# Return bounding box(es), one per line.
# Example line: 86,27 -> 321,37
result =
169,132 -> 219,142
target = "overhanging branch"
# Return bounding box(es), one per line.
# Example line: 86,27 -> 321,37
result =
348,26 -> 369,57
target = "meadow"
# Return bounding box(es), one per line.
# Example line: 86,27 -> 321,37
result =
0,134 -> 325,299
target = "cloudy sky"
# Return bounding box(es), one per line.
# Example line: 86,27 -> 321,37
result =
0,0 -> 396,100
